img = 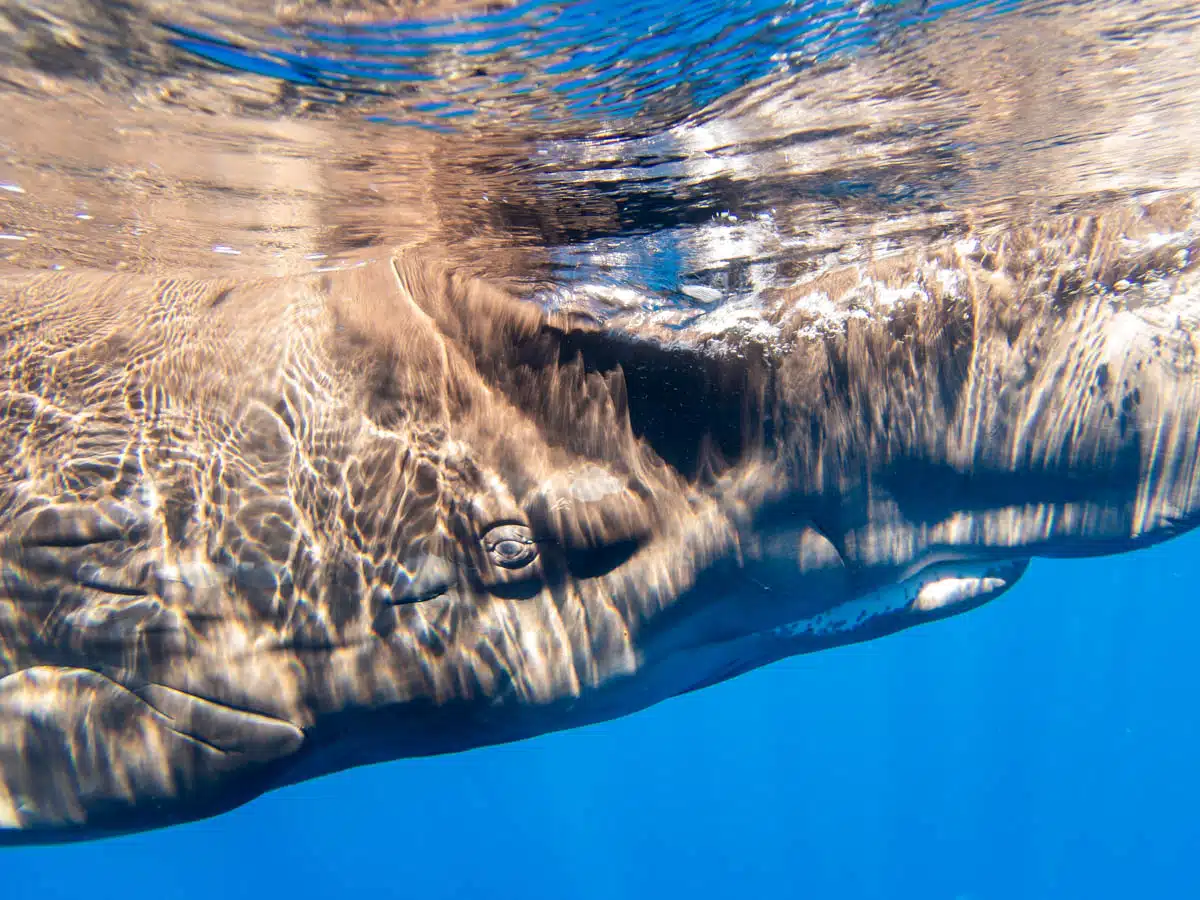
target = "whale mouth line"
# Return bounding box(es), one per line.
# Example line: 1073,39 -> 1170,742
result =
770,558 -> 1028,642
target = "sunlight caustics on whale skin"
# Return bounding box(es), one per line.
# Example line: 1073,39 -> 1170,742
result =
0,191 -> 1199,842
0,0 -> 1198,847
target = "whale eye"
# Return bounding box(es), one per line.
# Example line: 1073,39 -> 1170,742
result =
483,524 -> 538,570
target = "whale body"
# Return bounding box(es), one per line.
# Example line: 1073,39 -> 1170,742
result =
0,197 -> 1198,843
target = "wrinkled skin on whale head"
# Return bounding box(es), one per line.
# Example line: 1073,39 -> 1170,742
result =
1,201 -> 1199,843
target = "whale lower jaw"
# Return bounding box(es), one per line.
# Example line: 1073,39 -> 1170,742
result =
771,559 -> 1029,643
570,559 -> 1032,733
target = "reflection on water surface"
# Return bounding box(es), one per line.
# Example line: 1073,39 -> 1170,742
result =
2,0 -> 1198,311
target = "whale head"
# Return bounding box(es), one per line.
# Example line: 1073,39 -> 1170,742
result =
1,198 -> 1198,842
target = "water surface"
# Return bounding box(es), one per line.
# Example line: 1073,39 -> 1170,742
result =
2,0 -> 1199,895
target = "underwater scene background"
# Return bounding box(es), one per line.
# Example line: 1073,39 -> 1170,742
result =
2,0 -> 1199,894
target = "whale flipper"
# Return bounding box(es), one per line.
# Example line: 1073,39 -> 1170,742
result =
0,666 -> 303,839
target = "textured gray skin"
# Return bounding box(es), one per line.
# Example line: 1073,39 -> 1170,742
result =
1,199 -> 1198,843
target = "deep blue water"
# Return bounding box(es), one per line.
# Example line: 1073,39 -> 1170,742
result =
4,0 -> 1198,894
7,531 -> 1199,898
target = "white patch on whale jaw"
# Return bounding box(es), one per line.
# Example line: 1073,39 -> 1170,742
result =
771,562 -> 1022,641
913,575 -> 1008,612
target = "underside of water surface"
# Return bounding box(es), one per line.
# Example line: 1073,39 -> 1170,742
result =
1,0 -> 1197,320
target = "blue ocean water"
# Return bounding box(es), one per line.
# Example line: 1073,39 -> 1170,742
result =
3,0 -> 1199,894
6,532 -> 1199,898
